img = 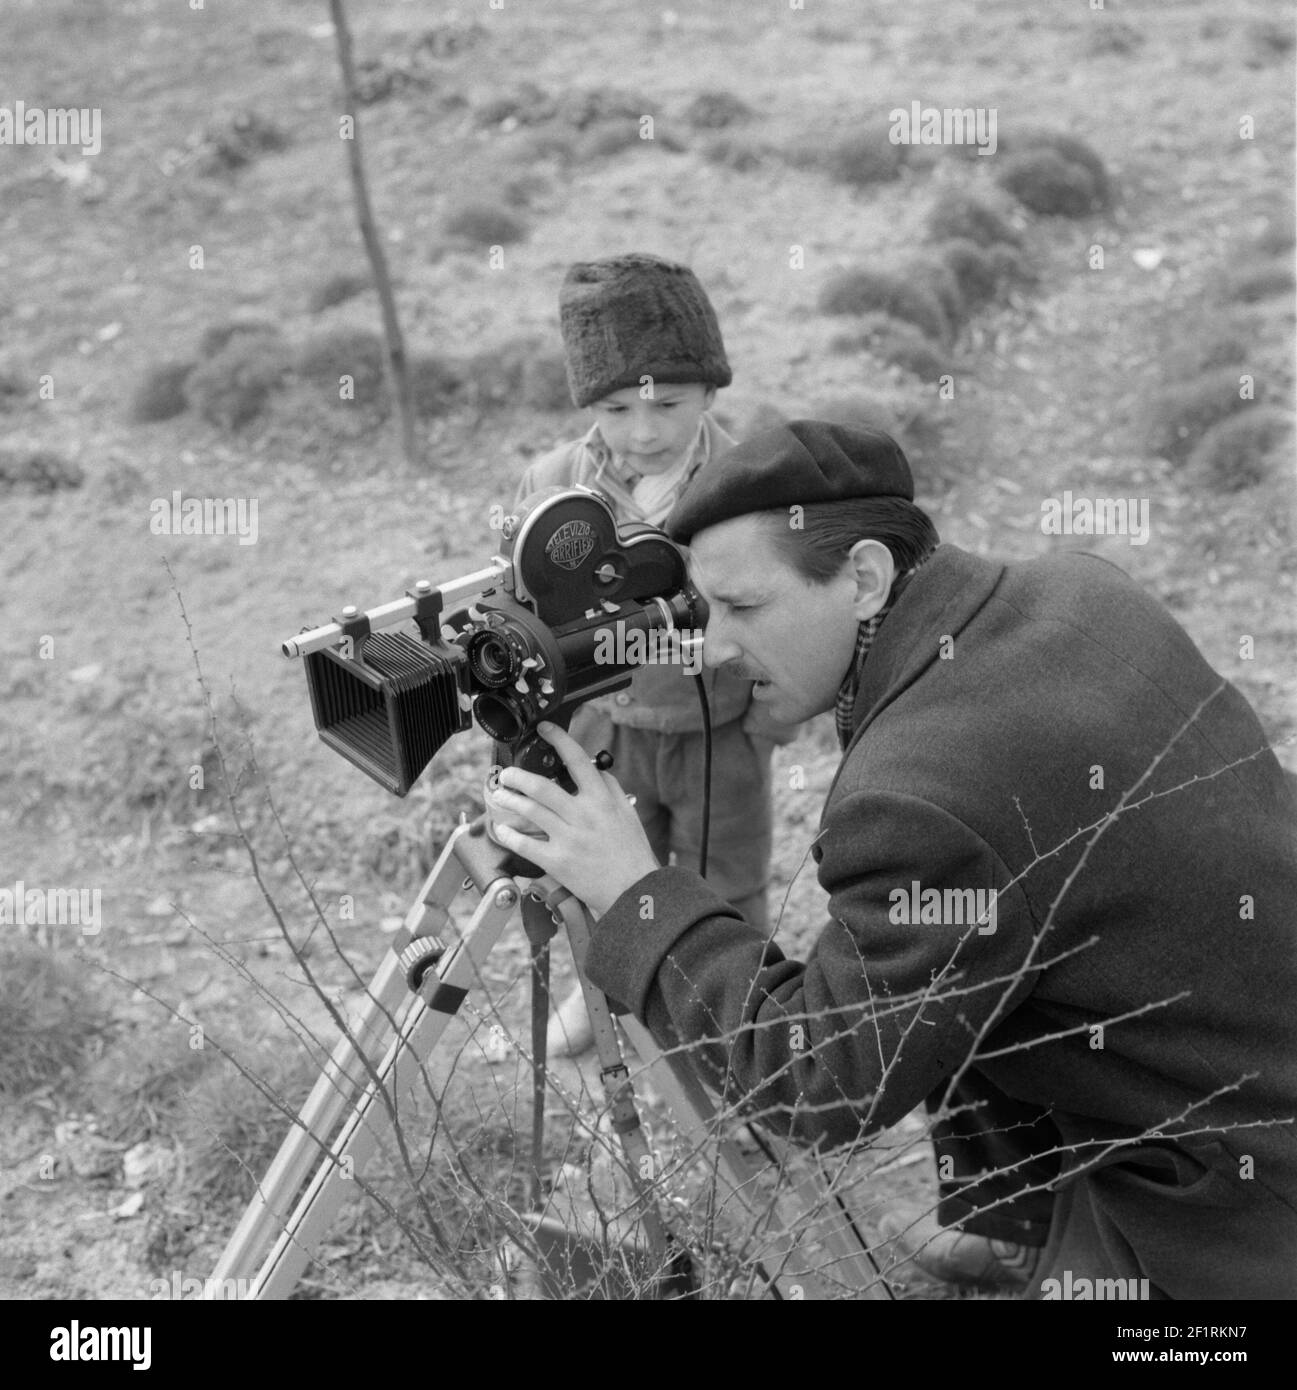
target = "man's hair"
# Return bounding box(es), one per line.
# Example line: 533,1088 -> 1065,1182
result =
756,498 -> 940,584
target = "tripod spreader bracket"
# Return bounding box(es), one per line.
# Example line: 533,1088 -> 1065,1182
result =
397,935 -> 447,990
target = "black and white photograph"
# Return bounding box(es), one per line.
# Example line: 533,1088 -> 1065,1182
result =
2,0 -> 1295,1352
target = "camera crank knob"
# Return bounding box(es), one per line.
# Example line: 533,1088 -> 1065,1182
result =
399,935 -> 447,990
594,750 -> 614,771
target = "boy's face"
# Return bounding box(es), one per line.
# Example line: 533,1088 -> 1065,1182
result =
588,382 -> 715,475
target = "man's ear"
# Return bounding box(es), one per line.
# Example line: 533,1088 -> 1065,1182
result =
701,386 -> 717,410
846,539 -> 895,621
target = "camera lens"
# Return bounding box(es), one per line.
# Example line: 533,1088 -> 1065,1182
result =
474,693 -> 524,743
468,632 -> 514,688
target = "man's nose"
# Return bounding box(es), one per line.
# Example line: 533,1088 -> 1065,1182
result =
701,615 -> 738,668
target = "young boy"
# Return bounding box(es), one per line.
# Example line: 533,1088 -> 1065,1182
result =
514,252 -> 795,1055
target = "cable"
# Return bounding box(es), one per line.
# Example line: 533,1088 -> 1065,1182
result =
692,671 -> 711,879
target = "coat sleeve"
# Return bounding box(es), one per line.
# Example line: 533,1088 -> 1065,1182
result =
584,789 -> 1041,1148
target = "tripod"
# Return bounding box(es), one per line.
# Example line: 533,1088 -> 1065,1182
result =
211,812 -> 890,1300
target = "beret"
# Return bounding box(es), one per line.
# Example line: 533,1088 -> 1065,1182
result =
665,419 -> 915,543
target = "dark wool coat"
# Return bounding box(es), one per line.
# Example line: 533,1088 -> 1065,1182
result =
585,545 -> 1297,1298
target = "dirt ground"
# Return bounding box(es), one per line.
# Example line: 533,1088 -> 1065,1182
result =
0,0 -> 1293,1302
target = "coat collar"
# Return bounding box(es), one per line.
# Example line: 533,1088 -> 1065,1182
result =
822,545 -> 1006,810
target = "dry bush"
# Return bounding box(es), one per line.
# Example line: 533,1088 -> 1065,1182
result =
829,313 -> 951,380
0,445 -> 84,494
1186,407 -> 1294,493
817,269 -> 949,342
700,135 -> 766,172
130,361 -> 195,423
443,202 -> 528,247
1164,312 -> 1262,377
1218,257 -> 1296,306
520,349 -> 573,412
296,327 -> 387,406
925,189 -> 1022,248
308,271 -> 374,314
186,335 -> 292,429
998,128 -> 1111,207
1144,367 -> 1263,463
0,365 -> 26,411
997,149 -> 1103,217
1085,19 -> 1144,56
908,257 -> 966,331
193,111 -> 288,176
936,238 -> 1000,310
683,91 -> 754,130
821,130 -> 906,188
409,352 -> 464,420
198,318 -> 281,359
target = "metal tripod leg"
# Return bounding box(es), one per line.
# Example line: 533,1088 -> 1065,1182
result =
210,827 -> 477,1291
211,821 -> 524,1298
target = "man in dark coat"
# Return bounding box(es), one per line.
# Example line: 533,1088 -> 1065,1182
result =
486,420 -> 1297,1299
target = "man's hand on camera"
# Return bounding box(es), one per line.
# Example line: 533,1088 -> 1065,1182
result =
485,721 -> 660,917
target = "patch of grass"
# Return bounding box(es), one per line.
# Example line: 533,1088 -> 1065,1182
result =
307,271 -> 373,315
1218,257 -> 1296,306
0,446 -> 84,494
924,189 -> 1021,248
1250,204 -> 1295,255
1187,408 -> 1294,493
821,131 -> 906,188
297,327 -> 387,407
0,365 -> 27,411
935,238 -> 1000,309
0,940 -> 110,1098
817,269 -> 949,342
700,135 -> 765,172
829,313 -> 951,379
1165,312 -> 1262,376
683,91 -> 755,129
409,352 -> 464,420
578,123 -> 666,160
1245,17 -> 1296,66
475,82 -> 555,128
1000,128 -> 1111,206
555,88 -> 651,131
443,202 -> 528,246
520,349 -> 573,412
186,335 -> 292,429
997,149 -> 1102,217
198,318 -> 281,359
1145,367 -> 1262,463
1085,20 -> 1144,57
130,361 -> 195,423
194,111 -> 289,176
909,258 -> 965,331
173,1044 -> 321,1207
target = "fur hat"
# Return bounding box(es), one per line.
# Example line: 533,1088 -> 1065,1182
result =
666,420 -> 915,543
559,253 -> 732,407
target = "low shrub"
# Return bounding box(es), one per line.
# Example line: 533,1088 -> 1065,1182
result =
925,189 -> 1022,248
130,362 -> 195,423
817,269 -> 949,342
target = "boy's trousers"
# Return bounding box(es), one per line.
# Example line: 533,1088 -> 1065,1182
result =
569,705 -> 773,932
